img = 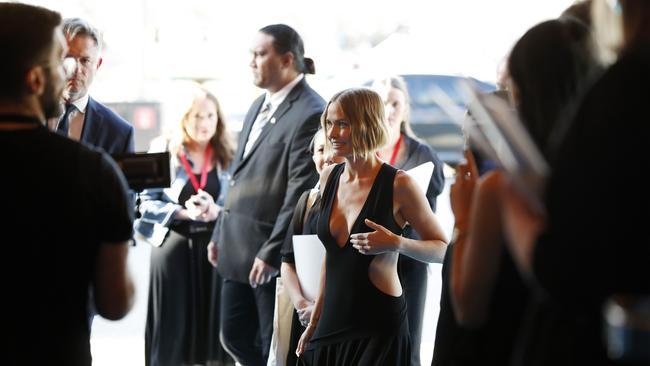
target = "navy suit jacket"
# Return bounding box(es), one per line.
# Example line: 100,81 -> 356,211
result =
80,96 -> 135,154
213,78 -> 325,283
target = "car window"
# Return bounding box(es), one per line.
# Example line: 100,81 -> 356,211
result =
404,75 -> 464,107
363,74 -> 495,165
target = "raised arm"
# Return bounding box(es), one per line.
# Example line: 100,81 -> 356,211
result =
450,169 -> 506,326
350,170 -> 448,262
394,171 -> 448,262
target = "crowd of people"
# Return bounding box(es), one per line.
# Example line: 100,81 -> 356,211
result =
2,1 -> 648,366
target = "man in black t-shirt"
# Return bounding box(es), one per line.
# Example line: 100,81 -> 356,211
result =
0,4 -> 135,365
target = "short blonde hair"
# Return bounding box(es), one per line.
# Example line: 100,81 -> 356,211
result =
322,87 -> 388,160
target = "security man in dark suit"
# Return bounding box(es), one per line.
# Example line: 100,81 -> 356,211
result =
51,17 -> 134,154
208,24 -> 325,365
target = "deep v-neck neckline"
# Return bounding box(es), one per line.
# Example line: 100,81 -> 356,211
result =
327,163 -> 385,249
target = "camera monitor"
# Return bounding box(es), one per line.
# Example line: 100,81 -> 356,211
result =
112,152 -> 171,192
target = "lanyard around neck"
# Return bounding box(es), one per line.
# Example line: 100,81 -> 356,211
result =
179,144 -> 213,193
389,134 -> 403,166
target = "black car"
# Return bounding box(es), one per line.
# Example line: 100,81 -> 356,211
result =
385,74 -> 495,165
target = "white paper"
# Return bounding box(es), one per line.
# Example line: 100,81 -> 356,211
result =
292,234 -> 326,302
405,161 -> 434,195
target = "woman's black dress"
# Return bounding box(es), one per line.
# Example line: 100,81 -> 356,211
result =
300,163 -> 411,365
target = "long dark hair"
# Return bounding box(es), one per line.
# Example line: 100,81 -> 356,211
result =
259,24 -> 315,74
508,18 -> 599,157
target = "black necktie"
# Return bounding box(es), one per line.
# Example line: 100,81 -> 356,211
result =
57,103 -> 75,134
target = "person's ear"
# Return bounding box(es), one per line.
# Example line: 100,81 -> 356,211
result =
26,65 -> 46,95
282,52 -> 294,70
96,57 -> 103,70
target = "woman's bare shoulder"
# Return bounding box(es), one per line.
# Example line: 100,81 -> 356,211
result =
392,169 -> 421,199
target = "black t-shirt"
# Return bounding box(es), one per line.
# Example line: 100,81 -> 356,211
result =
1,125 -> 133,366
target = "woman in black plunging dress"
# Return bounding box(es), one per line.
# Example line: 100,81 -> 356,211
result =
296,88 -> 448,365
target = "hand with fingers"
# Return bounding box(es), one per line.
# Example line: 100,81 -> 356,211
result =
296,300 -> 315,327
350,218 -> 400,255
296,322 -> 316,357
184,198 -> 203,221
248,257 -> 279,288
450,149 -> 479,230
187,189 -> 221,222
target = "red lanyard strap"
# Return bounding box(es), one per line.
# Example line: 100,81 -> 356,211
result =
389,134 -> 403,166
179,144 -> 213,193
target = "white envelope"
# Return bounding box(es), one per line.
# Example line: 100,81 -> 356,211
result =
292,234 -> 326,302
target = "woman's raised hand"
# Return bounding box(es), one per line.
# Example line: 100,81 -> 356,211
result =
350,219 -> 400,255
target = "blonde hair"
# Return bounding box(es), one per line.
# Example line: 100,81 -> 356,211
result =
322,88 -> 388,160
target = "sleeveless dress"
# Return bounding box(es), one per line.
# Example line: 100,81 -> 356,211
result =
300,163 -> 411,365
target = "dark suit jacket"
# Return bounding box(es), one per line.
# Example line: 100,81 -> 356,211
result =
80,96 -> 135,154
213,78 -> 325,283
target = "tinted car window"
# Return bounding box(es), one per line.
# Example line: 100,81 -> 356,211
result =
370,74 -> 495,165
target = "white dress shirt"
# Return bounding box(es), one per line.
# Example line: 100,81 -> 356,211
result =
65,94 -> 89,141
242,74 -> 304,157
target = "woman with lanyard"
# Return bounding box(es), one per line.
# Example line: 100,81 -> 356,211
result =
135,88 -> 235,366
372,76 -> 446,366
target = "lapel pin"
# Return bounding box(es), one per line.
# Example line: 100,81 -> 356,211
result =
270,117 -> 276,124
